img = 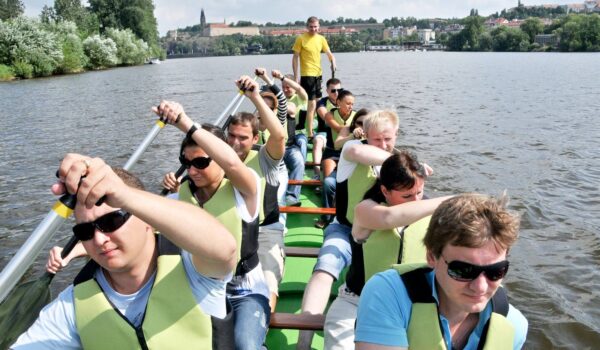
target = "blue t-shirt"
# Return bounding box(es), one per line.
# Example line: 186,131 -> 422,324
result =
12,250 -> 230,350
355,269 -> 528,349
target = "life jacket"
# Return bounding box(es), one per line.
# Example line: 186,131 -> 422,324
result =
346,215 -> 431,295
179,179 -> 260,276
316,96 -> 336,133
395,265 -> 515,350
335,141 -> 378,227
73,236 -> 234,350
246,146 -> 279,227
326,108 -> 356,149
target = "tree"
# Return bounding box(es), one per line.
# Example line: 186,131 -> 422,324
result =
40,5 -> 56,23
83,34 -> 117,67
461,15 -> 485,50
0,0 -> 24,20
520,17 -> 544,43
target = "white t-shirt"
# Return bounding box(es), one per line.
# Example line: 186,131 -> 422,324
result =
12,250 -> 230,350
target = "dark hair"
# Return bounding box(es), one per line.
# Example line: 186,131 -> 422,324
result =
112,167 -> 145,190
259,91 -> 278,112
363,150 -> 425,203
307,16 -> 319,25
349,108 -> 368,133
336,89 -> 353,103
228,112 -> 259,136
326,78 -> 341,88
179,123 -> 226,158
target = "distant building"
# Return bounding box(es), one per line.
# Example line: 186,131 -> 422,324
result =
535,33 -> 559,46
417,29 -> 435,44
268,26 -> 357,36
383,26 -> 417,40
202,23 -> 260,37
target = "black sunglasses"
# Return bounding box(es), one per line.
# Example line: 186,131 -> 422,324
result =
179,155 -> 212,170
72,210 -> 132,241
355,121 -> 363,127
443,258 -> 509,282
330,88 -> 343,93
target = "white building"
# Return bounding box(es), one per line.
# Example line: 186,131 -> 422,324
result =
417,29 -> 436,44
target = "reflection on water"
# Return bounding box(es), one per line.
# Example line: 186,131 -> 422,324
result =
1,52 -> 599,348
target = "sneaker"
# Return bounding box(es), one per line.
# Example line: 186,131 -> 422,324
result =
286,199 -> 302,207
314,218 -> 328,229
315,186 -> 322,195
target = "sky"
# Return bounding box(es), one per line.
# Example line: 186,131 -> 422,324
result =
24,0 -> 570,36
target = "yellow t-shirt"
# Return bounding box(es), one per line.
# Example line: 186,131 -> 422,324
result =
292,33 -> 330,77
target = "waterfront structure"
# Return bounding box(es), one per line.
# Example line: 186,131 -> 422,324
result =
417,29 -> 435,44
535,34 -> 559,47
383,26 -> 417,40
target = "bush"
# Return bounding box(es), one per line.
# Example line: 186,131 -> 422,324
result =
0,64 -> 14,80
60,33 -> 86,73
12,60 -> 33,78
0,17 -> 63,77
105,27 -> 149,65
83,35 -> 117,68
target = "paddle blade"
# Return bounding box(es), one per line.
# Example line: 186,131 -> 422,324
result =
0,273 -> 53,349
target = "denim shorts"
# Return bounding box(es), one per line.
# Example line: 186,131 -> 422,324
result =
313,222 -> 352,279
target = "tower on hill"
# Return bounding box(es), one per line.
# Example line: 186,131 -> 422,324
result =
200,8 -> 206,31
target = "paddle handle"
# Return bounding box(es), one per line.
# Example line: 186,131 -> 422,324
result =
160,164 -> 187,196
123,120 -> 166,171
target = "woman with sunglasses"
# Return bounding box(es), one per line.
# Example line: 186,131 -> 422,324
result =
323,151 -> 453,349
355,194 -> 528,350
14,155 -> 237,349
155,95 -> 273,350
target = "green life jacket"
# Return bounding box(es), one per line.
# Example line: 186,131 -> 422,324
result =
364,215 -> 430,282
245,146 -> 279,226
336,151 -> 378,227
73,237 -> 234,350
395,265 -> 515,350
179,180 -> 259,276
326,108 -> 356,149
346,214 -> 430,296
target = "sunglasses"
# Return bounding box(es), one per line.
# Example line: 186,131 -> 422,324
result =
355,121 -> 363,127
72,210 -> 132,241
443,258 -> 509,282
329,88 -> 343,93
179,155 -> 212,170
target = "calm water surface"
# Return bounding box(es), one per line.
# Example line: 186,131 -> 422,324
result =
1,52 -> 599,348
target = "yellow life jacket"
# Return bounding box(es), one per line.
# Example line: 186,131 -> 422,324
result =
74,254 -> 213,349
394,265 -> 515,350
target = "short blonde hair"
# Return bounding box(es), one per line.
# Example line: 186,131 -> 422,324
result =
362,110 -> 399,135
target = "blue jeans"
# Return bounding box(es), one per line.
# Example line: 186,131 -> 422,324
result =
314,222 -> 352,279
322,170 -> 337,221
229,294 -> 270,350
284,135 -> 307,203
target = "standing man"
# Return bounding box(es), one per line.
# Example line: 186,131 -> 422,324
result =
292,16 -> 336,145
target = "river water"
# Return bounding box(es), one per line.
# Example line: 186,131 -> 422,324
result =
1,52 -> 599,348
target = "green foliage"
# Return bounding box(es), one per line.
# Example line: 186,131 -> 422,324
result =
0,63 -> 14,79
491,26 -> 530,51
60,33 -> 86,72
89,0 -> 158,47
520,17 -> 544,43
52,0 -> 99,37
12,60 -> 32,78
0,17 -> 63,77
0,0 -> 24,21
105,27 -> 149,65
557,14 -> 600,51
497,5 -> 566,20
83,34 -> 117,68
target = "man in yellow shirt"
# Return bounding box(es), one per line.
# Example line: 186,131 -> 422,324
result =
292,16 -> 336,140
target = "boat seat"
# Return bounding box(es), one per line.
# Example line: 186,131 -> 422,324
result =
288,179 -> 322,186
269,312 -> 325,331
284,246 -> 320,258
279,206 -> 336,215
